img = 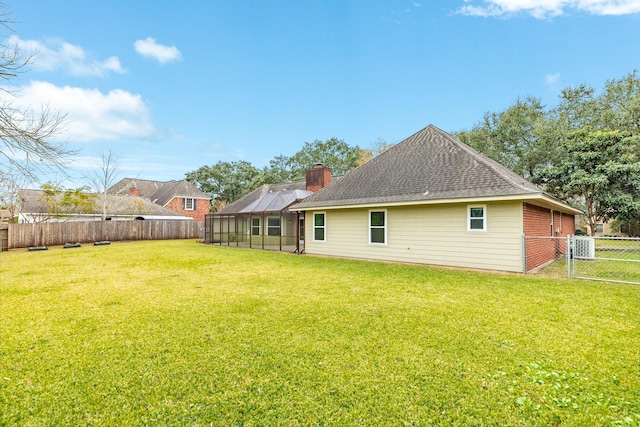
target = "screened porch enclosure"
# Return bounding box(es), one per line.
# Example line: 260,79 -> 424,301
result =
205,212 -> 303,252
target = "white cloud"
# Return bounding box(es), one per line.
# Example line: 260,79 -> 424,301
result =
134,37 -> 182,64
545,72 -> 560,84
457,0 -> 640,18
4,81 -> 155,142
6,35 -> 125,77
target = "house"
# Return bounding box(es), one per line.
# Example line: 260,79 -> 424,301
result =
16,189 -> 194,223
288,125 -> 581,273
108,178 -> 211,221
206,165 -> 333,251
585,221 -> 627,236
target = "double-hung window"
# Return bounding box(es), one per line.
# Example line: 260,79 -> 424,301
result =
267,217 -> 281,236
183,198 -> 196,210
369,210 -> 387,244
313,212 -> 326,242
468,205 -> 486,231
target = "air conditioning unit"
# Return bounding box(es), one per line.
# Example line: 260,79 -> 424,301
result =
574,236 -> 595,259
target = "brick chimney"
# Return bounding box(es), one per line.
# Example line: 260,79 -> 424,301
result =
129,186 -> 140,197
306,164 -> 332,192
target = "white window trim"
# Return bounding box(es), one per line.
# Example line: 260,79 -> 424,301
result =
369,209 -> 387,245
312,212 -> 326,242
183,198 -> 195,211
267,216 -> 281,236
467,204 -> 487,232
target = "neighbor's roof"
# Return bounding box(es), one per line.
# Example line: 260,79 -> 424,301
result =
108,178 -> 165,198
150,180 -> 210,206
291,125 -> 580,214
217,181 -> 311,215
108,178 -> 210,206
18,189 -> 185,217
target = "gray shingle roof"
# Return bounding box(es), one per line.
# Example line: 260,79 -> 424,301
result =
18,189 -> 184,217
150,180 -> 210,206
108,178 -> 165,198
292,125 -> 545,210
108,178 -> 210,206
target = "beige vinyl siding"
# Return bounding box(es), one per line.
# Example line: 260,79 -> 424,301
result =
304,201 -> 524,272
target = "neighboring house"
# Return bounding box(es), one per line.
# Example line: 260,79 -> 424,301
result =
108,178 -> 211,221
585,221 -> 626,236
287,125 -> 581,273
208,165 -> 333,251
16,189 -> 193,223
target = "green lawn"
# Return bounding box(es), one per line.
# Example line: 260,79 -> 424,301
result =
1,240 -> 639,426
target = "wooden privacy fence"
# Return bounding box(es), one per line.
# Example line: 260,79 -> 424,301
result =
6,220 -> 204,249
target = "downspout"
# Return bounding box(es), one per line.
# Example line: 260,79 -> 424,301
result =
295,211 -> 299,253
522,234 -> 526,274
300,211 -> 305,254
559,212 -> 563,234
279,211 -> 283,252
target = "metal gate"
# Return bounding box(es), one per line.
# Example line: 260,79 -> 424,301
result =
569,236 -> 640,284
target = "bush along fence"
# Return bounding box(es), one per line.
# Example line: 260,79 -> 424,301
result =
4,220 -> 204,250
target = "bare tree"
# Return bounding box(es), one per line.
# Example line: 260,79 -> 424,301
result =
87,150 -> 121,220
0,169 -> 27,220
0,6 -> 73,181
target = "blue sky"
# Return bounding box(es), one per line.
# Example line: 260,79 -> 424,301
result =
5,0 -> 640,187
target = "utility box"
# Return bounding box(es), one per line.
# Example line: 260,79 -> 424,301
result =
574,236 -> 595,259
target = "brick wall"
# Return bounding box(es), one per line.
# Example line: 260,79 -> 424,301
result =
523,203 -> 551,236
306,165 -> 332,192
555,211 -> 575,237
524,203 -> 575,272
165,197 -> 210,222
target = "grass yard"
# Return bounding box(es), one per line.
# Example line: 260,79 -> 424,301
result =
1,240 -> 639,426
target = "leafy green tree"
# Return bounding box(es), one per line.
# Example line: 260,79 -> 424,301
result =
456,71 -> 640,233
552,84 -> 601,132
187,138 -> 361,208
356,138 -> 396,166
610,217 -> 640,237
541,129 -> 640,235
259,155 -> 296,184
39,183 -> 96,221
456,97 -> 555,180
258,138 -> 362,183
185,160 -> 261,210
599,70 -> 640,135
286,137 -> 360,180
